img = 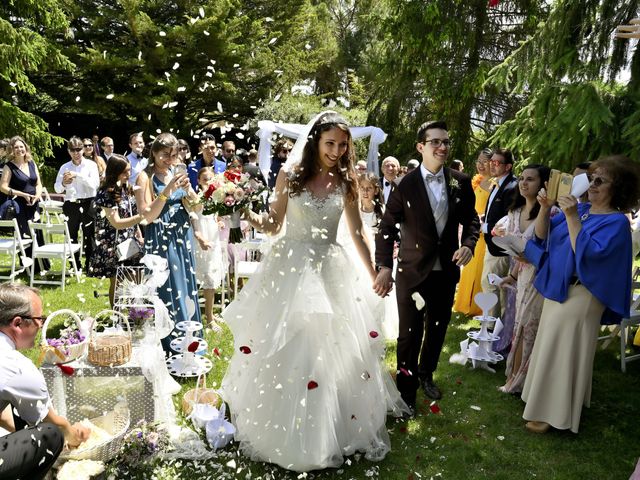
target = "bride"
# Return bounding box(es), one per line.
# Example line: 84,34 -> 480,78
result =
220,111 -> 408,472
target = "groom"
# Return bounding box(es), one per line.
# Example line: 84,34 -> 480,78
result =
374,120 -> 479,410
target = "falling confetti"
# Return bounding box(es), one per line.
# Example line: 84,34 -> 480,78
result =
239,346 -> 251,354
307,380 -> 318,390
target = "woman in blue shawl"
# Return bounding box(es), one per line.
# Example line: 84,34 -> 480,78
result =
522,155 -> 640,434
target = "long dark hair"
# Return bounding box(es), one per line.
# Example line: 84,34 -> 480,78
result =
358,172 -> 385,222
509,164 -> 550,220
102,154 -> 130,203
288,112 -> 358,203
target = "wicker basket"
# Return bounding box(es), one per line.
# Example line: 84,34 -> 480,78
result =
182,374 -> 222,416
58,404 -> 130,463
40,310 -> 88,364
87,310 -> 132,367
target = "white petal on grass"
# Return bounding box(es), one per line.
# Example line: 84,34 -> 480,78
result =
203,30 -> 210,36
159,31 -> 166,37
75,96 -> 80,102
172,62 -> 180,70
470,405 -> 481,411
217,102 -> 223,112
138,51 -> 142,60
305,43 -> 312,50
106,94 -> 114,100
199,6 -> 205,17
177,86 -> 186,92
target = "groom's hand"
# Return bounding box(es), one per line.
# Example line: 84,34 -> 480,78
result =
373,267 -> 394,297
452,246 -> 473,266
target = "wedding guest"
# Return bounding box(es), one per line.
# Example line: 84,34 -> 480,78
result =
188,133 -> 225,190
0,136 -> 49,273
243,149 -> 267,185
83,137 -> 106,179
221,140 -> 236,166
88,155 -> 179,304
406,159 -> 420,174
193,167 -> 227,331
375,120 -> 480,406
177,139 -> 191,165
451,159 -> 464,172
136,133 -> 202,352
100,136 -> 115,162
453,148 -> 492,316
480,148 -> 518,317
355,159 -> 368,174
126,132 -> 147,185
0,283 -> 90,480
521,155 -> 640,434
54,136 -> 100,270
496,164 -> 551,393
221,111 -> 408,472
267,138 -> 293,189
380,156 -> 400,203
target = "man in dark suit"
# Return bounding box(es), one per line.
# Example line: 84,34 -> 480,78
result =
380,156 -> 400,203
480,148 -> 518,317
374,120 -> 480,410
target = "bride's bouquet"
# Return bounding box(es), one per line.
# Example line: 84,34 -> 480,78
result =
200,170 -> 267,243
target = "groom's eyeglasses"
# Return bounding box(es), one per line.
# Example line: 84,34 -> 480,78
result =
422,139 -> 452,148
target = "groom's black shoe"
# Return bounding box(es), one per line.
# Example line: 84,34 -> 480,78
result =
421,379 -> 442,400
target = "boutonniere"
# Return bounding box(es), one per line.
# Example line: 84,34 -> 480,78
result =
449,177 -> 460,190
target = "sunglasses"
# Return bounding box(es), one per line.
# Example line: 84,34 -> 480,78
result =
588,175 -> 610,187
83,144 -> 93,147
69,147 -> 83,152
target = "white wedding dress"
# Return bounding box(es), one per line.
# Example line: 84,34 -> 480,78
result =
220,187 -> 408,472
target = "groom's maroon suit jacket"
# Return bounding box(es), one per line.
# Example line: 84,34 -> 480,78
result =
375,166 -> 480,290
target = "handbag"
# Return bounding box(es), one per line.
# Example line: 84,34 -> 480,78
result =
116,194 -> 142,262
0,197 -> 17,220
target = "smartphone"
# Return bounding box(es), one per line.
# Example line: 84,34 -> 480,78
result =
174,163 -> 187,176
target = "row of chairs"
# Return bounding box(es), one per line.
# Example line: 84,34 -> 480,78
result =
0,218 -> 81,291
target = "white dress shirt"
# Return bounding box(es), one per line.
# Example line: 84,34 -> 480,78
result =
420,165 -> 448,270
0,332 -> 51,430
382,178 -> 395,203
127,152 -> 148,186
54,158 -> 100,201
482,174 -> 509,234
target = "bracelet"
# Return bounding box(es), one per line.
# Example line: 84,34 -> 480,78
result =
157,193 -> 169,202
509,273 -> 517,281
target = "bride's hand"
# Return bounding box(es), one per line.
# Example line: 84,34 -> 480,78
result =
373,267 -> 394,297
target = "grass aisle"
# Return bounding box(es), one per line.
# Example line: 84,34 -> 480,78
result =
26,274 -> 640,479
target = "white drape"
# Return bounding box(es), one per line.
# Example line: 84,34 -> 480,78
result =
256,120 -> 387,180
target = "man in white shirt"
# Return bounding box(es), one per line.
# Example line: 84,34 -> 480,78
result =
0,283 -> 90,479
54,136 -> 100,269
100,136 -> 115,162
380,156 -> 400,203
126,132 -> 147,185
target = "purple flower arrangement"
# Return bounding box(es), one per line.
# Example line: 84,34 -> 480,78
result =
46,328 -> 85,356
120,420 -> 169,466
128,307 -> 154,323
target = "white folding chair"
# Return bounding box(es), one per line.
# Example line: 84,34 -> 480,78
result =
233,238 -> 263,298
28,220 -> 82,291
599,266 -> 640,372
39,187 -> 64,224
0,219 -> 33,280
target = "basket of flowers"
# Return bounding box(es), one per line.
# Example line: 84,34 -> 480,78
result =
127,306 -> 154,343
58,403 -> 130,463
40,310 -> 88,365
87,310 -> 132,367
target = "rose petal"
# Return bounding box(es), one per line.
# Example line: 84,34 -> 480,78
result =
239,346 -> 251,354
429,402 -> 441,414
307,380 -> 318,390
369,330 -> 379,338
57,364 -> 74,376
213,347 -> 220,356
187,341 -> 199,353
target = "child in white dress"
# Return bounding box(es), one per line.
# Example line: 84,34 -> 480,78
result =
193,167 -> 227,330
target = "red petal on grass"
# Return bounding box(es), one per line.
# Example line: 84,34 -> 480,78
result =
307,380 -> 318,390
429,402 -> 441,414
239,346 -> 251,354
369,330 -> 379,338
187,341 -> 199,353
56,364 -> 74,376
213,347 -> 220,356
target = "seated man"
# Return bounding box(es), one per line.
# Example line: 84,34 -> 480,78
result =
0,283 -> 90,480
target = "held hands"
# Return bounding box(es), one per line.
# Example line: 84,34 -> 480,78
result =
373,267 -> 394,298
452,245 -> 472,266
65,422 -> 91,449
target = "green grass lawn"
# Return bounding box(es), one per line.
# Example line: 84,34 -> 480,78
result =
11,266 -> 640,480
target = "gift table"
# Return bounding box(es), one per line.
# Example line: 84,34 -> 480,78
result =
41,346 -> 155,425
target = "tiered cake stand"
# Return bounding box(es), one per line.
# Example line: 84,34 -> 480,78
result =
165,321 -> 212,378
460,292 -> 504,369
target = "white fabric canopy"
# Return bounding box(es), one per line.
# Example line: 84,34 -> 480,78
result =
256,120 -> 387,180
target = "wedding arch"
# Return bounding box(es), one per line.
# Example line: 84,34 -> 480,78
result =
256,120 -> 387,179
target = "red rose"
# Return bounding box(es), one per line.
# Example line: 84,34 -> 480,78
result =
224,170 -> 241,183
204,183 -> 216,199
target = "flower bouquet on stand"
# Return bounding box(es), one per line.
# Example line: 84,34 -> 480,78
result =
200,169 -> 267,244
127,306 -> 155,343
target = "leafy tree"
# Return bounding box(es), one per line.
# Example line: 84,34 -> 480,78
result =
0,0 -> 73,160
486,0 -> 640,170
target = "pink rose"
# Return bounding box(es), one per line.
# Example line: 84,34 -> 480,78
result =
224,195 -> 236,207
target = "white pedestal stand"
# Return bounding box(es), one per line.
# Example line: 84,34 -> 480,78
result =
459,292 -> 504,372
165,321 -> 212,378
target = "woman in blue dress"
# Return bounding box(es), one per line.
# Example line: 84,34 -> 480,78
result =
135,133 -> 202,352
522,155 -> 640,434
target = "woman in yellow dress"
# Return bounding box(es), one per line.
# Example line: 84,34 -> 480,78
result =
453,149 -> 492,316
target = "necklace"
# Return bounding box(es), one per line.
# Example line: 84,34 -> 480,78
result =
581,208 -> 616,221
